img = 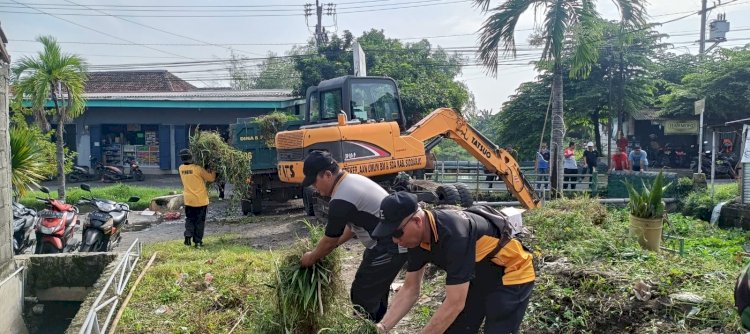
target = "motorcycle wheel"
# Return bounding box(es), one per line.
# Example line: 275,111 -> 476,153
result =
135,171 -> 145,181
41,242 -> 62,254
80,241 -> 103,252
67,174 -> 81,183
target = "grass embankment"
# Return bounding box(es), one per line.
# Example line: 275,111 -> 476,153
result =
116,196 -> 748,333
521,197 -> 746,333
117,229 -> 375,334
19,183 -> 179,211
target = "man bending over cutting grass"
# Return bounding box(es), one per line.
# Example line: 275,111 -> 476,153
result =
372,192 -> 535,334
298,151 -> 407,322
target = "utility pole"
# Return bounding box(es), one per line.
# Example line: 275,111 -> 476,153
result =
699,0 -> 708,55
304,0 -> 330,47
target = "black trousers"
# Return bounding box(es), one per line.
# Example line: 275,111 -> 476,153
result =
217,182 -> 226,199
446,261 -> 534,334
350,246 -> 408,322
184,205 -> 208,243
563,168 -> 578,189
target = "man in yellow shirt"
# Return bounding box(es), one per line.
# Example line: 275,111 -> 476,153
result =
178,149 -> 216,247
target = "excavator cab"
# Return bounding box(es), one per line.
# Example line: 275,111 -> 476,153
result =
304,76 -> 407,131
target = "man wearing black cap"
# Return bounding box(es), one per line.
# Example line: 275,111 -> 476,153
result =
298,151 -> 408,322
372,192 -> 535,334
178,148 -> 216,247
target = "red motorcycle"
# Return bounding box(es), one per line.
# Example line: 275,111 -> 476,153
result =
34,186 -> 81,254
102,157 -> 145,182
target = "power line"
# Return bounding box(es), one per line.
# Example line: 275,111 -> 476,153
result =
61,0 -> 265,57
7,0 -> 193,60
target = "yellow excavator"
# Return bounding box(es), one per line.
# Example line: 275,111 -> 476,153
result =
275,75 -> 540,210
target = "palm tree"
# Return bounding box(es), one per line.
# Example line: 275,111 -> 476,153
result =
10,126 -> 47,198
12,36 -> 87,201
473,0 -> 646,195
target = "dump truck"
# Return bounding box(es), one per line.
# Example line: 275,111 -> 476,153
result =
230,117 -> 313,215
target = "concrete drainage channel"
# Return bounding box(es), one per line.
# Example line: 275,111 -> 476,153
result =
16,240 -> 142,334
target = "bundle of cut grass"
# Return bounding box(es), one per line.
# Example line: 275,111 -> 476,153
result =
271,221 -> 341,333
188,130 -> 252,201
255,222 -> 379,333
255,111 -> 294,147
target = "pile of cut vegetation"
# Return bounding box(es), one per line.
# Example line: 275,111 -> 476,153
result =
521,197 -> 745,333
258,222 -> 378,334
254,111 -> 295,147
189,130 -> 252,201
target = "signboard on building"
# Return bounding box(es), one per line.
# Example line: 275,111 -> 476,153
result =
353,41 -> 367,77
694,99 -> 705,115
664,120 -> 699,135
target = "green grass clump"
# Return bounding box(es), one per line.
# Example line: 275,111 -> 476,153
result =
522,197 -> 747,333
19,183 -> 178,211
681,184 -> 739,221
271,222 -> 341,333
117,226 -> 377,334
189,131 -> 252,202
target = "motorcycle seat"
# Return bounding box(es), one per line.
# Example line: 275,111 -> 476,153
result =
110,211 -> 127,225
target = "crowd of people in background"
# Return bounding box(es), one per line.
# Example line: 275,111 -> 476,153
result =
528,130 -> 656,190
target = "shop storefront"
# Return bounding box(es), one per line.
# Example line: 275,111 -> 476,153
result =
100,124 -> 161,168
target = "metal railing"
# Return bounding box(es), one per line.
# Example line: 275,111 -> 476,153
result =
425,161 -> 600,196
0,265 -> 26,311
79,239 -> 142,334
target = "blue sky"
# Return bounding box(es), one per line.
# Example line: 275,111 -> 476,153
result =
4,0 -> 750,111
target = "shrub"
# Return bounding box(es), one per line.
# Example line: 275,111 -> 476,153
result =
675,177 -> 693,196
680,184 -> 738,221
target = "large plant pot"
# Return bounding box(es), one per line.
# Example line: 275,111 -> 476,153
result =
629,215 -> 663,251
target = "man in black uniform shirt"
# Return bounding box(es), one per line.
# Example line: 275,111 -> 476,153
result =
298,151 -> 407,322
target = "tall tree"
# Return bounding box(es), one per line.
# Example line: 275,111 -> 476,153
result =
227,50 -> 301,90
659,47 -> 750,123
293,30 -> 469,124
12,36 -> 87,201
473,0 -> 647,195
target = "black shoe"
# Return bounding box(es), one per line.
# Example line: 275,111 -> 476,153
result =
184,237 -> 191,246
195,241 -> 203,248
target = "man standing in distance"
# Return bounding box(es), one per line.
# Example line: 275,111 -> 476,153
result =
298,151 -> 407,322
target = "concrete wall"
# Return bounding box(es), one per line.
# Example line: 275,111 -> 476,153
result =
0,58 -> 27,333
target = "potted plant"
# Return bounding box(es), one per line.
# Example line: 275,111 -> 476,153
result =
624,171 -> 671,251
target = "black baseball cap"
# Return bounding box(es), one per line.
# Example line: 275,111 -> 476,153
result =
372,191 -> 419,238
301,151 -> 338,187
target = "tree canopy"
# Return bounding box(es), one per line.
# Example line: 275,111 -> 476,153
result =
293,29 -> 470,124
659,47 -> 750,123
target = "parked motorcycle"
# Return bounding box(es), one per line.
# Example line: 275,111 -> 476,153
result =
67,157 -> 106,183
34,186 -> 81,254
673,146 -> 688,168
12,202 -> 36,255
102,157 -> 145,182
78,183 -> 139,252
692,151 -> 737,179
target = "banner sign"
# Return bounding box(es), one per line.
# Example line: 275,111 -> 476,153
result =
664,120 -> 699,135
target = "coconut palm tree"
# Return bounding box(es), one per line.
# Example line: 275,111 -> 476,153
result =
10,126 -> 47,198
473,0 -> 646,195
12,36 -> 87,201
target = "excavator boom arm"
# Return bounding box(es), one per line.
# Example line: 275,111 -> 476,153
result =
407,108 -> 540,209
